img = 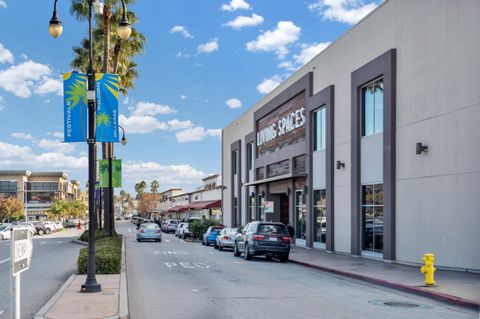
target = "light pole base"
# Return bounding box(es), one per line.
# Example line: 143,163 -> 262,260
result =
81,280 -> 102,293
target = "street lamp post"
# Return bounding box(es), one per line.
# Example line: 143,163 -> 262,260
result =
48,0 -> 131,293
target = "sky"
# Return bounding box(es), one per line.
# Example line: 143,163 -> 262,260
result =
0,0 -> 381,195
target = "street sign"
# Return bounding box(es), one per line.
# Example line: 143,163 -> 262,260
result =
11,228 -> 32,276
264,201 -> 274,214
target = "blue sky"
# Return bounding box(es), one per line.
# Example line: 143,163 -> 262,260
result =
0,0 -> 380,194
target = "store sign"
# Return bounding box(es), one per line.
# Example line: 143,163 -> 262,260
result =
264,201 -> 274,214
11,228 -> 33,276
257,107 -> 306,147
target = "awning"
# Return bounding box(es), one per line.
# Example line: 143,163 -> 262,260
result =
167,205 -> 189,213
188,200 -> 221,210
243,173 -> 308,186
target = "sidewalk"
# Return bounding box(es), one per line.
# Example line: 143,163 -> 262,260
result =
289,247 -> 480,310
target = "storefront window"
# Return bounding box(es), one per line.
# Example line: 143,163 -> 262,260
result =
313,107 -> 326,151
362,184 -> 383,253
362,78 -> 384,137
232,151 -> 237,175
249,193 -> 255,221
295,190 -> 306,239
247,143 -> 254,171
27,191 -> 55,204
258,193 -> 265,221
313,189 -> 326,244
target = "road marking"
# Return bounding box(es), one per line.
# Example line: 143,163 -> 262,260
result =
164,262 -> 210,269
128,229 -> 132,233
0,258 -> 10,265
165,240 -> 171,243
40,241 -> 47,244
192,289 -> 199,292
158,250 -> 188,255
0,310 -> 4,315
232,261 -> 244,264
56,241 -> 63,244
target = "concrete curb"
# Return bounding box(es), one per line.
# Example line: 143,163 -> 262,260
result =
71,238 -> 88,246
118,235 -> 129,319
33,273 -> 76,319
290,259 -> 480,311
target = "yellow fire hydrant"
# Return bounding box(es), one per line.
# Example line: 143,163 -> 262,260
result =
420,253 -> 436,286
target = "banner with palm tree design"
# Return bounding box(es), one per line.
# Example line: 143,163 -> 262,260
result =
63,73 -> 88,142
99,159 -> 122,188
96,73 -> 120,142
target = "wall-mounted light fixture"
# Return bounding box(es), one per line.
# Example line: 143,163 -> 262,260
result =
416,142 -> 428,155
286,187 -> 291,195
336,161 -> 345,170
261,191 -> 266,197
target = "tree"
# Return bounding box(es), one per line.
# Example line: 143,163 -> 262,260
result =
0,197 -> 24,222
151,180 -> 160,194
137,193 -> 158,216
46,200 -> 65,221
134,180 -> 147,199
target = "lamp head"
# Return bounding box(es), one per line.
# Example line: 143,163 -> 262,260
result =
121,136 -> 127,145
118,19 -> 132,40
48,11 -> 62,38
93,0 -> 104,15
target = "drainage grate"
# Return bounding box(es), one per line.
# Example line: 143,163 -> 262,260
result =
383,301 -> 420,308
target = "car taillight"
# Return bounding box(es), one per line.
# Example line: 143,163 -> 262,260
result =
223,236 -> 229,240
281,236 -> 290,242
140,229 -> 144,233
156,229 -> 161,233
253,234 -> 265,241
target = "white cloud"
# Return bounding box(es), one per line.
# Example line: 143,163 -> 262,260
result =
175,127 -> 221,143
36,138 -> 75,154
308,0 -> 378,25
226,98 -> 242,109
170,25 -> 194,39
167,119 -> 193,131
246,21 -> 301,58
176,52 -> 190,59
277,61 -> 295,71
0,96 -> 5,111
221,0 -> 251,12
33,76 -> 63,96
293,42 -> 331,66
180,95 -> 187,100
0,60 -> 52,98
123,161 -> 205,186
132,101 -> 177,117
0,140 -> 87,170
119,114 -> 168,134
197,38 -> 219,54
20,53 -> 28,60
224,13 -> 264,30
0,1 -> 6,8
257,75 -> 285,94
47,132 -> 64,139
11,132 -> 34,140
0,43 -> 13,64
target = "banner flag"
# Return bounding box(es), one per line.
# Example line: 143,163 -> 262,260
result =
63,73 -> 88,142
95,73 -> 119,142
99,159 -> 122,188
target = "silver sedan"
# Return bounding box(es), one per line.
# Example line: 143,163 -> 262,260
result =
215,228 -> 238,251
136,223 -> 162,242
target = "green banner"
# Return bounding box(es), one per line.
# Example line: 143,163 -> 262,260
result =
99,159 -> 122,188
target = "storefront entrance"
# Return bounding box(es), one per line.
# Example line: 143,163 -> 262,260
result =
280,194 -> 289,225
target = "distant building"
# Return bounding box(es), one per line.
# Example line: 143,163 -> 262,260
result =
154,174 -> 223,220
0,170 -> 85,221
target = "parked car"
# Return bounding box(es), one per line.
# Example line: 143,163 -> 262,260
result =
202,225 -> 224,246
178,222 -> 192,239
15,222 -> 36,237
176,223 -> 186,237
0,225 -> 12,240
31,222 -> 47,235
54,221 -> 64,231
215,228 -> 238,251
63,221 -> 76,229
136,223 -> 162,242
163,220 -> 180,233
36,221 -> 55,234
233,222 -> 290,262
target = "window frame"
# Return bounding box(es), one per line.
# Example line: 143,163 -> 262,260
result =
361,77 -> 384,137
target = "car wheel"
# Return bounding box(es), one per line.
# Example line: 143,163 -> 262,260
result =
202,239 -> 205,245
206,241 -> 210,246
38,229 -> 44,236
137,238 -> 141,242
45,229 -> 51,235
218,244 -> 224,251
214,242 -> 218,249
279,254 -> 289,263
266,255 -> 273,261
244,243 -> 252,260
233,243 -> 241,257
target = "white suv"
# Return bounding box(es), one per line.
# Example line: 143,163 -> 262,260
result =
178,222 -> 191,239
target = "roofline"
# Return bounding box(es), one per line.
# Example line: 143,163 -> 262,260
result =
202,174 -> 220,181
0,170 -> 31,177
30,172 -> 68,179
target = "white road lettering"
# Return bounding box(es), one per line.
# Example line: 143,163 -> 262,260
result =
0,258 -> 10,265
56,241 -> 63,244
179,262 -> 195,269
194,263 -> 210,269
128,229 -> 132,233
165,262 -> 177,268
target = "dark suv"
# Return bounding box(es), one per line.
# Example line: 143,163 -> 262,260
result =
233,222 -> 291,262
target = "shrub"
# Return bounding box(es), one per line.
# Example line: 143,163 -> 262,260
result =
79,229 -> 112,242
77,235 -> 122,274
190,219 -> 220,239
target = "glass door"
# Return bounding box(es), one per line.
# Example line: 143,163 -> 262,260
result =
295,190 -> 306,240
362,184 -> 384,254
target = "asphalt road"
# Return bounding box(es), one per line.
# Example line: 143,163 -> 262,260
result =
0,232 -> 82,319
118,222 -> 477,319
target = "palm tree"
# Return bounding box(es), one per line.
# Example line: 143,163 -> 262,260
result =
134,180 -> 147,199
151,180 -> 160,194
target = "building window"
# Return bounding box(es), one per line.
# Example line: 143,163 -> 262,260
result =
257,193 -> 265,221
249,193 -> 255,221
233,197 -> 238,226
362,184 -> 384,254
247,142 -> 254,171
313,107 -> 326,151
0,181 -> 17,192
313,189 -> 326,244
232,151 -> 237,175
26,182 -> 58,192
295,190 -> 306,239
362,78 -> 384,137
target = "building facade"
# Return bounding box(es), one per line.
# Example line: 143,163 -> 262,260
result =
0,170 -> 84,220
222,0 -> 480,271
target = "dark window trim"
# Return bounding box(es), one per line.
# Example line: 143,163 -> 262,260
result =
306,84 -> 334,251
230,140 -> 242,227
351,49 -> 396,260
244,132 -> 255,223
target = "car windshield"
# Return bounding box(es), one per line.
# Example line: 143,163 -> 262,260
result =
257,224 -> 288,235
142,224 -> 159,229
170,221 -> 179,224
224,228 -> 237,235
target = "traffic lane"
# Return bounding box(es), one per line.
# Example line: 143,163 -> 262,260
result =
118,224 -> 475,319
0,236 -> 81,319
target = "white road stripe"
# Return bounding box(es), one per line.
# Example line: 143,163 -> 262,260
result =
56,241 -> 63,244
128,229 -> 132,233
40,241 -> 47,244
0,310 -> 4,315
165,240 -> 171,243
0,258 -> 10,265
